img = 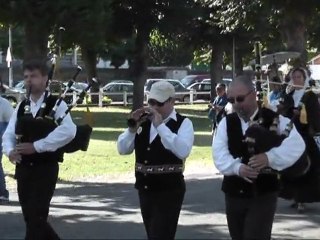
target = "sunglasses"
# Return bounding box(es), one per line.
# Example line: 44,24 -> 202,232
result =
148,98 -> 169,107
227,90 -> 253,104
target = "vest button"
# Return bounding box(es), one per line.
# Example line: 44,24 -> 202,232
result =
239,190 -> 243,194
30,162 -> 33,166
144,173 -> 147,177
144,185 -> 148,189
147,147 -> 150,151
144,160 -> 148,164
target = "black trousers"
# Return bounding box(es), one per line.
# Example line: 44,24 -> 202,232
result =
225,192 -> 278,240
138,188 -> 185,240
15,161 -> 60,240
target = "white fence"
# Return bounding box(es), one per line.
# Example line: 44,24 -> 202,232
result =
2,88 -> 210,107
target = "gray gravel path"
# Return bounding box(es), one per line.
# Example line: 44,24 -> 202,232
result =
0,167 -> 319,239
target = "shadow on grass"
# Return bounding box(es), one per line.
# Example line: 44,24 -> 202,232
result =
90,128 -> 212,147
72,109 -> 130,129
73,106 -> 211,132
82,107 -> 213,146
2,174 -> 319,239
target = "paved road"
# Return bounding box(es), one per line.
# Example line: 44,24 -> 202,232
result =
1,169 -> 319,239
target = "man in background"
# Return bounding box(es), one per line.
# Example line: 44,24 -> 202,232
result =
208,83 -> 228,131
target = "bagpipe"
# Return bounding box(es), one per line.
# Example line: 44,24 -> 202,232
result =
58,78 -> 96,153
244,110 -> 310,179
15,64 -> 94,154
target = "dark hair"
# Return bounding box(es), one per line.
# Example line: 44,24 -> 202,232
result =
23,59 -> 48,76
216,83 -> 226,91
291,67 -> 306,80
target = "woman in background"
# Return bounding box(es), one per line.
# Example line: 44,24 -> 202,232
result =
278,67 -> 320,212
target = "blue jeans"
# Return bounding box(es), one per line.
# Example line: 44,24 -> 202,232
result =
0,153 -> 8,197
0,121 -> 9,197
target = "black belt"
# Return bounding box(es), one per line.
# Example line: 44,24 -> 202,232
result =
135,163 -> 184,174
19,159 -> 58,167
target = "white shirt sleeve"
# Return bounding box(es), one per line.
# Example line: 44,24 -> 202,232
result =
213,114 -> 306,175
156,118 -> 194,160
2,103 -> 19,156
117,128 -> 136,155
33,101 -> 77,152
117,116 -> 195,160
212,117 -> 242,176
1,98 -> 14,122
266,115 -> 306,170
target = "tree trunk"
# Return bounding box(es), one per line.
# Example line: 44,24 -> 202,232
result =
81,47 -> 99,103
24,22 -> 50,61
129,27 -> 150,111
209,41 -> 224,97
281,13 -> 307,64
235,48 -> 244,77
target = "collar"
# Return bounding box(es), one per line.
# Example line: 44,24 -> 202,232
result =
30,91 -> 47,106
250,107 -> 259,122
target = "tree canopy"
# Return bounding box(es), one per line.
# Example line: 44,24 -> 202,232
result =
1,0 -> 320,107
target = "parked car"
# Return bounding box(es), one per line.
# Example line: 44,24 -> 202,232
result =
61,81 -> 89,104
8,80 -> 86,104
202,78 -> 232,85
0,81 -> 26,105
102,80 -> 134,103
187,82 -> 211,100
180,74 -> 210,88
13,80 -> 26,93
144,78 -> 177,92
145,78 -> 195,102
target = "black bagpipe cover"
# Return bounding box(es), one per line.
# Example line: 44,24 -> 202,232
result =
17,116 -> 57,143
60,124 -> 92,153
244,124 -> 310,179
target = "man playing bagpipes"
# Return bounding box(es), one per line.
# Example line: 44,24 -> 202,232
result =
212,76 -> 306,240
276,67 -> 320,212
2,59 -> 76,240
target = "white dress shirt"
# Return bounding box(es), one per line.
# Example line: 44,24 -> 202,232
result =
2,92 -> 77,156
0,97 -> 14,123
213,109 -> 306,176
117,109 -> 194,161
292,89 -> 305,107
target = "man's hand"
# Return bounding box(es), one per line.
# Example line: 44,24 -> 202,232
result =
239,164 -> 259,183
152,111 -> 163,128
148,108 -> 163,127
248,153 -> 269,171
214,105 -> 223,111
16,143 -> 36,155
8,150 -> 22,165
128,108 -> 151,132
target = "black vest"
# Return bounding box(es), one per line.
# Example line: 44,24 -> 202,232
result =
283,89 -> 320,135
17,95 -> 64,164
222,108 -> 279,197
134,113 -> 186,191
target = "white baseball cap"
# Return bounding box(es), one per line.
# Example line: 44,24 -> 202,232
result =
148,81 -> 175,103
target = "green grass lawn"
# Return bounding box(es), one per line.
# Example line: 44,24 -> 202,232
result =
3,104 -> 214,181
